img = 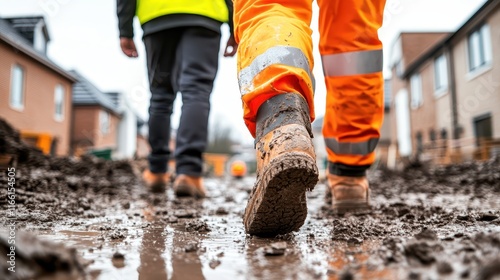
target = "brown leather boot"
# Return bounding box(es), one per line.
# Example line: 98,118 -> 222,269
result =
244,93 -> 318,236
328,174 -> 370,213
173,174 -> 206,198
142,169 -> 170,193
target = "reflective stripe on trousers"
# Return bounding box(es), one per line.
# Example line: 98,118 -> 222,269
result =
325,137 -> 379,156
322,49 -> 383,77
238,46 -> 315,96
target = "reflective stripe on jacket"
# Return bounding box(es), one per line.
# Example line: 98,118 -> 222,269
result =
136,0 -> 229,25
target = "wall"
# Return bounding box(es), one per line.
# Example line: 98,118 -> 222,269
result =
72,106 -> 120,151
409,61 -> 438,152
72,106 -> 98,149
96,109 -> 119,149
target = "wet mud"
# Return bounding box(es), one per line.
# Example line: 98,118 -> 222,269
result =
1,118 -> 500,280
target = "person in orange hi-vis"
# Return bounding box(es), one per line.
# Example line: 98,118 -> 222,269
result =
235,0 -> 386,236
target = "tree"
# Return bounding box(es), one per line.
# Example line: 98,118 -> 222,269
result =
206,121 -> 235,155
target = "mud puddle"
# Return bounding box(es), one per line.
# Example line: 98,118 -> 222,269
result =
5,174 -> 500,280
18,180 -> 345,280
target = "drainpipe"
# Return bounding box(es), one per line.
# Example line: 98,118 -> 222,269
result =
446,44 -> 460,159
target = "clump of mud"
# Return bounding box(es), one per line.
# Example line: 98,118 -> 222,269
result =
0,232 -> 87,280
0,118 -> 43,166
0,118 -> 141,278
322,156 -> 500,279
372,156 -> 500,196
0,118 -> 140,227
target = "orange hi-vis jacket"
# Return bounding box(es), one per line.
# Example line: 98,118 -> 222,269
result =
234,0 -> 386,167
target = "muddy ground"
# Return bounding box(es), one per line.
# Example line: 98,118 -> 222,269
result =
1,118 -> 500,280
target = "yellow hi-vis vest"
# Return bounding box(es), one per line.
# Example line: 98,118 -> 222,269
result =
136,0 -> 229,25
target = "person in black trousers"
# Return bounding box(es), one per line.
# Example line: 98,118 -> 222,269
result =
117,0 -> 237,197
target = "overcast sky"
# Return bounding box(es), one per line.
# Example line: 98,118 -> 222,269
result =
0,0 -> 487,144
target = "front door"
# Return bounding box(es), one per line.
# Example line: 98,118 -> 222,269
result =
473,113 -> 492,147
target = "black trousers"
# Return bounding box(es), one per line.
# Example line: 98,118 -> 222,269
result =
144,27 -> 221,176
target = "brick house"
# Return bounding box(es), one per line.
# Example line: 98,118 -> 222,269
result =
0,16 -> 76,155
70,70 -> 122,155
389,0 -> 500,165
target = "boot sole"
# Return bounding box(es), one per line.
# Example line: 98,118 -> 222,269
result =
333,200 -> 370,214
148,182 -> 166,194
175,184 -> 205,198
332,190 -> 371,214
244,152 -> 318,236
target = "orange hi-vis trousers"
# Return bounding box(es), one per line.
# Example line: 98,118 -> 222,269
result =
235,0 -> 386,168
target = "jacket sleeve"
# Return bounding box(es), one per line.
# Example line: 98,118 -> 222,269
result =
117,0 -> 136,38
225,0 -> 234,36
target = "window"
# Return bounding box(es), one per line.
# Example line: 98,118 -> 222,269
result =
10,65 -> 25,110
410,73 -> 423,109
468,24 -> 492,72
434,54 -> 448,95
100,110 -> 110,135
54,85 -> 65,121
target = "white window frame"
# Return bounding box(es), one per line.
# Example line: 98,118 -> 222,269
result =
100,110 -> 110,135
410,73 -> 423,109
434,54 -> 448,98
54,84 -> 65,121
10,64 -> 25,111
467,24 -> 493,74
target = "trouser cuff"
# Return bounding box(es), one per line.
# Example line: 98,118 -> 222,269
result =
328,162 -> 370,177
255,93 -> 312,146
176,157 -> 203,177
148,154 -> 169,174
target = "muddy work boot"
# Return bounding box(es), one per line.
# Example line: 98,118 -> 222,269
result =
328,174 -> 370,213
244,93 -> 319,236
173,174 -> 206,198
142,169 -> 170,193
